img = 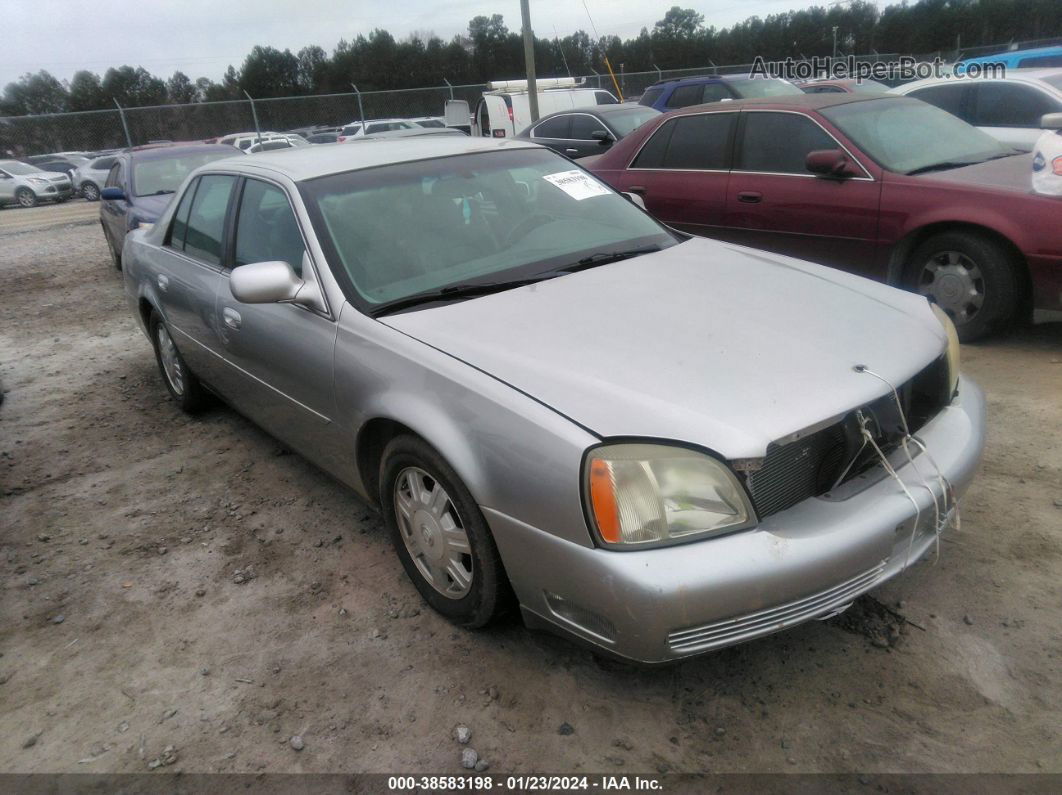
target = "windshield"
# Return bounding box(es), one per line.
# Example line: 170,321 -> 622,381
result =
821,97 -> 1009,174
1,161 -> 44,176
730,77 -> 802,98
132,151 -> 237,196
605,106 -> 662,137
301,148 -> 676,308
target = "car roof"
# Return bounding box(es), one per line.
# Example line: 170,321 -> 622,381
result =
128,143 -> 241,162
663,92 -> 898,115
648,73 -> 777,87
224,136 -> 540,181
896,69 -> 1062,92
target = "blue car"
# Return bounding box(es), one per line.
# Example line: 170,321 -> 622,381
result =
99,143 -> 241,269
637,74 -> 801,112
957,45 -> 1062,74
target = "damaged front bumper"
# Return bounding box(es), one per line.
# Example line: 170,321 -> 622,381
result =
486,376 -> 985,664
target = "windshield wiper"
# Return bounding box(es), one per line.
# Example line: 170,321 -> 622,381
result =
550,245 -> 661,275
372,278 -> 548,316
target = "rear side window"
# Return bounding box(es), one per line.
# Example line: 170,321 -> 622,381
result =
666,84 -> 705,109
183,174 -> 236,265
968,83 -> 1060,127
632,113 -> 734,169
639,87 -> 664,107
908,84 -> 967,118
168,178 -> 198,249
105,162 -> 122,188
533,115 -> 572,139
234,179 -> 306,275
737,112 -> 837,174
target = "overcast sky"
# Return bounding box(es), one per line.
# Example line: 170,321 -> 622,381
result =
2,0 -> 833,89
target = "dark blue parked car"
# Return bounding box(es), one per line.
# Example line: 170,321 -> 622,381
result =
99,143 -> 241,269
637,74 -> 802,112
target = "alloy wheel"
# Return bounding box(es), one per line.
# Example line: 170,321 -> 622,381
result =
393,466 -> 474,599
916,250 -> 985,325
156,324 -> 185,396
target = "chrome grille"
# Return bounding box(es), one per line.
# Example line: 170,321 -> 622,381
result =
667,560 -> 888,653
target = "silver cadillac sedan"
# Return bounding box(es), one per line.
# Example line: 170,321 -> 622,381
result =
122,137 -> 985,664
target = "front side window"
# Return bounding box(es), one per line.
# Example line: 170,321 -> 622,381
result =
737,112 -> 837,174
822,97 -> 1008,174
92,156 -> 116,170
969,83 -> 1061,127
167,178 -> 198,250
666,84 -> 705,109
234,179 -> 306,274
570,114 -> 606,140
132,151 -> 236,197
534,115 -> 572,139
182,174 -> 236,265
302,148 -> 676,308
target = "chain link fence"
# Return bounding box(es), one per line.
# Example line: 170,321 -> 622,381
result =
2,37 -> 1057,157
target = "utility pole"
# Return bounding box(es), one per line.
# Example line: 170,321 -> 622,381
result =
520,0 -> 540,124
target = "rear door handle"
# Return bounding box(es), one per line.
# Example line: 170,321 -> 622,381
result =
223,307 -> 241,330
157,274 -> 169,291
737,191 -> 763,203
565,148 -> 579,154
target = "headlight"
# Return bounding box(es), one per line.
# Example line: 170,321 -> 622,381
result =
931,303 -> 961,398
585,443 -> 756,548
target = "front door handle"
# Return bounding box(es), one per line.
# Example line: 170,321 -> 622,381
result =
627,185 -> 647,195
565,148 -> 579,154
223,307 -> 241,330
737,191 -> 763,203
157,274 -> 169,291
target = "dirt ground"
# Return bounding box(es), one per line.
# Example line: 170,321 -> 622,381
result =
1,210 -> 1060,777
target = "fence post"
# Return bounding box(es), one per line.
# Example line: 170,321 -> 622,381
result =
350,84 -> 366,125
653,63 -> 662,82
242,90 -> 262,145
113,99 -> 133,149
443,78 -> 454,100
590,68 -> 601,88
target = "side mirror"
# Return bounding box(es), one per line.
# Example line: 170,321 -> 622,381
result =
591,130 -> 615,146
622,191 -> 647,210
100,186 -> 125,200
230,260 -> 304,304
1040,112 -> 1062,130
805,148 -> 857,179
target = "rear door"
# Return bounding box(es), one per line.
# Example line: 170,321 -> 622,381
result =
153,174 -> 236,382
213,177 -> 344,470
611,111 -> 736,235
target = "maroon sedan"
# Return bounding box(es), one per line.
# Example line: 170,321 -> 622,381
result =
587,93 -> 1062,340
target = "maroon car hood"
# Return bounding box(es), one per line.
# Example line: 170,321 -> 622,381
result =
918,153 -> 1034,193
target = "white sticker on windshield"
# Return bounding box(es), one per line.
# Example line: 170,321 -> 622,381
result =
542,169 -> 611,200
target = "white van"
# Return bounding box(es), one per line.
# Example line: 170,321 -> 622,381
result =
473,77 -> 618,138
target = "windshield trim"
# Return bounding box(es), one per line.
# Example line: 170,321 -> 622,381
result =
298,149 -> 678,317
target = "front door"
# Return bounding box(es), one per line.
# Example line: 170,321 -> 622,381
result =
100,161 -> 128,248
212,177 -> 345,474
721,110 -> 882,277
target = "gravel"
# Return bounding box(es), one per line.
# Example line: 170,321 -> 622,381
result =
460,748 -> 478,769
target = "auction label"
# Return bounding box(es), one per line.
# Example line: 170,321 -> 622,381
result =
543,170 -> 611,200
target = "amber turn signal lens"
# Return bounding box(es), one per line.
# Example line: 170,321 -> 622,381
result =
588,459 -> 621,543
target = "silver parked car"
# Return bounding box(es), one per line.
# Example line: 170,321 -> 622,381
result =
121,138 -> 984,664
0,159 -> 74,207
73,154 -> 118,201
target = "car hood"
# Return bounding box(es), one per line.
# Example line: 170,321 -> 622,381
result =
128,193 -> 173,220
917,152 -> 1034,193
381,238 -> 946,460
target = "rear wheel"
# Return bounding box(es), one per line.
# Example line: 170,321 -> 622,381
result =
905,230 -> 1020,342
81,182 -> 100,201
380,435 -> 511,628
149,310 -> 206,413
15,187 -> 37,208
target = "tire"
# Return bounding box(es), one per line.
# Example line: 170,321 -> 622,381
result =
55,196 -> 68,204
149,310 -> 206,413
103,225 -> 122,270
15,187 -> 37,208
904,230 -> 1020,342
379,435 -> 512,628
81,182 -> 100,201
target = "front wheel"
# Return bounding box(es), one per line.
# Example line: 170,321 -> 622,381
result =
380,435 -> 511,628
149,310 -> 206,413
904,231 -> 1020,342
81,182 -> 100,201
15,187 -> 37,208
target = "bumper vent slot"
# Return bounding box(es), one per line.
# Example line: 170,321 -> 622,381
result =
667,560 -> 887,653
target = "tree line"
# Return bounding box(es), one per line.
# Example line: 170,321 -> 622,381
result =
3,0 -> 1061,116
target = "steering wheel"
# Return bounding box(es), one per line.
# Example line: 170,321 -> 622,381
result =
504,214 -> 554,247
